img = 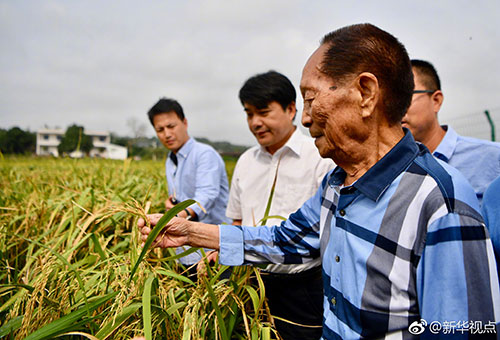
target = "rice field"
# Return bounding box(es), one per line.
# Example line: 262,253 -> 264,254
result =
0,156 -> 276,339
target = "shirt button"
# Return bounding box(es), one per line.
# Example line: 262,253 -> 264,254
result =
331,297 -> 336,306
335,255 -> 340,262
339,209 -> 346,216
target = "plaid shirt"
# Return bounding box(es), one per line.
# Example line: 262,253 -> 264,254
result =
220,131 -> 500,339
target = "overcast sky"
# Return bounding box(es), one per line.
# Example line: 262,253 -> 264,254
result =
1,1 -> 499,146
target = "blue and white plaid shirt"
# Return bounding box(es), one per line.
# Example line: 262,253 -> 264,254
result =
220,131 -> 500,339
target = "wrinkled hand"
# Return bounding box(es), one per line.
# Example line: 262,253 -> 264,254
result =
137,213 -> 191,248
164,196 -> 176,210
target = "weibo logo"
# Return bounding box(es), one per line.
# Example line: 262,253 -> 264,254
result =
408,319 -> 427,335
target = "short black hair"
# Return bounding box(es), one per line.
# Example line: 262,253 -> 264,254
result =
320,23 -> 414,124
147,97 -> 185,126
411,59 -> 441,91
239,70 -> 296,111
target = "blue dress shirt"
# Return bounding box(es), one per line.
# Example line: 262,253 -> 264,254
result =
166,137 -> 231,265
433,125 -> 500,205
482,176 -> 500,280
219,130 -> 500,339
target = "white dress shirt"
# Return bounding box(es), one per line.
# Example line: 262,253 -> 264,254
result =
226,128 -> 334,273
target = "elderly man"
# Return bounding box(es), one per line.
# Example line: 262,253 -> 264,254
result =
402,60 -> 500,205
140,24 -> 499,338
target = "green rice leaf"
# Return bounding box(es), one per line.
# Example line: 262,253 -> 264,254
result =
261,326 -> 271,340
0,283 -> 34,291
95,302 -> 142,339
181,312 -> 192,340
150,246 -> 199,262
56,331 -> 100,340
156,268 -> 196,286
260,156 -> 282,226
204,276 -> 229,340
90,232 -> 107,260
0,315 -> 23,337
256,215 -> 286,225
243,285 -> 259,314
16,234 -> 91,315
254,268 -> 266,303
142,274 -> 157,340
0,282 -> 33,302
129,199 -> 196,283
24,292 -> 118,340
165,301 -> 187,315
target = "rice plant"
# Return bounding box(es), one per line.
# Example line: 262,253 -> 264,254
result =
0,156 -> 276,339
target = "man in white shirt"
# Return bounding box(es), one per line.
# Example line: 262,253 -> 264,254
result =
227,70 -> 334,339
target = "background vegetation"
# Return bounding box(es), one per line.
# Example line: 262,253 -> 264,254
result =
0,128 -> 36,155
57,125 -> 93,156
0,156 -> 276,339
0,125 -> 248,160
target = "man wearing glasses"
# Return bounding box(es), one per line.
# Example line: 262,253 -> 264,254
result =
402,59 -> 500,205
140,25 -> 499,338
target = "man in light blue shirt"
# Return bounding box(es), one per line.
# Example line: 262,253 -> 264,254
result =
482,176 -> 500,279
402,59 -> 500,205
147,97 -> 231,268
140,25 -> 499,338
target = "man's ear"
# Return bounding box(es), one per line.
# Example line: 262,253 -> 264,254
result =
286,101 -> 297,121
431,90 -> 444,114
356,72 -> 379,118
183,118 -> 188,127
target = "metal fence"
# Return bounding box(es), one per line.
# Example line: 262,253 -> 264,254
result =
442,108 -> 499,142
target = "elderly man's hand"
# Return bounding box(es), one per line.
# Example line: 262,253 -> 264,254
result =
137,214 -> 191,248
164,196 -> 177,210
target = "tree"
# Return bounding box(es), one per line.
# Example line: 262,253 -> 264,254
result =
58,125 -> 93,155
126,117 -> 147,156
126,117 -> 147,139
0,127 -> 36,154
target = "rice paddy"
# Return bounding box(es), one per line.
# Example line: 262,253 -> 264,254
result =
0,156 -> 275,339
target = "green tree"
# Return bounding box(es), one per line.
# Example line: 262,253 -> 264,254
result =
58,125 -> 93,155
110,133 -> 129,147
0,127 -> 36,154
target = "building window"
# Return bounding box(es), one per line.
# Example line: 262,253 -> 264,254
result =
57,136 -> 62,141
99,136 -> 106,142
43,135 -> 49,140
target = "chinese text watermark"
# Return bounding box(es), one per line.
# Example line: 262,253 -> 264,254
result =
408,319 -> 497,335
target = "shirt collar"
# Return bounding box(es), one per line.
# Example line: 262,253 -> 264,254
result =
329,128 -> 420,201
433,125 -> 457,162
257,127 -> 302,158
170,137 -> 194,161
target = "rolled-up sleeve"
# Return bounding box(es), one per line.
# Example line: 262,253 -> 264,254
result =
219,224 -> 245,266
219,180 -> 324,266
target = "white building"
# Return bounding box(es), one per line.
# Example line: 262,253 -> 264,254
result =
36,128 -> 128,159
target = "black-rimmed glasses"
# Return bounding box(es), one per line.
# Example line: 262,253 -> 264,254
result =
413,90 -> 435,94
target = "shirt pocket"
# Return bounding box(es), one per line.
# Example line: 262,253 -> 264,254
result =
281,184 -> 316,212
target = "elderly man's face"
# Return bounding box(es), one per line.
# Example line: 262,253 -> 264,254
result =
300,44 -> 363,160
